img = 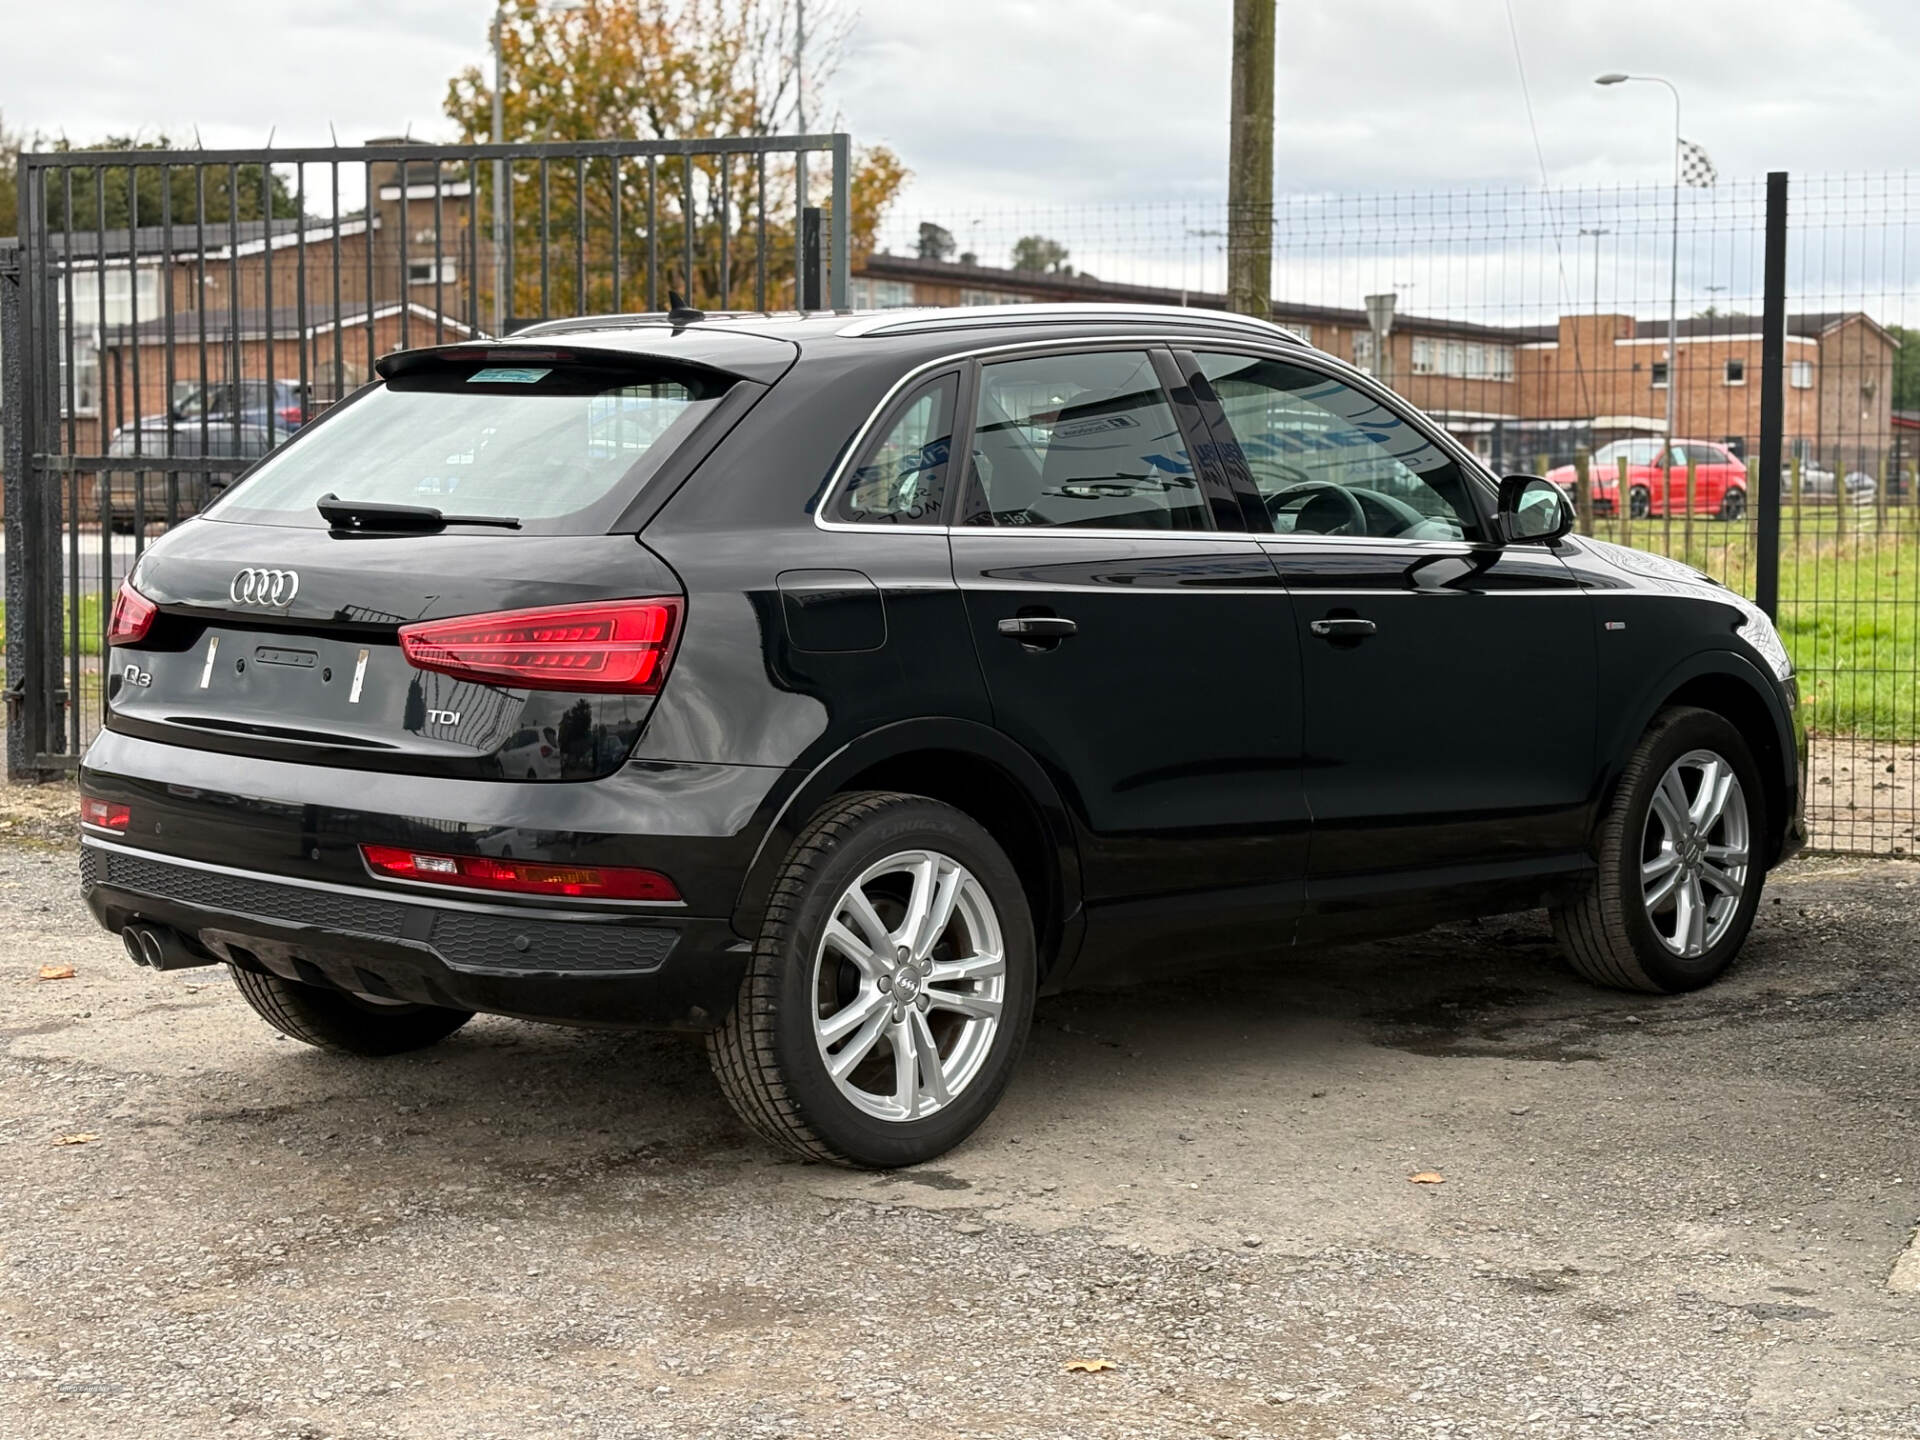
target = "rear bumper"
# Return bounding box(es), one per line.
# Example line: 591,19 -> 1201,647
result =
76,727 -> 795,1030
82,838 -> 749,1029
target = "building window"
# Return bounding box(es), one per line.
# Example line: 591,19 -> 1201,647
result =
408,258 -> 457,286
1725,358 -> 1746,385
958,288 -> 1031,305
1651,360 -> 1670,388
1352,332 -> 1374,371
1279,322 -> 1312,344
1409,334 -> 1514,382
54,268 -> 162,416
850,277 -> 916,309
1791,359 -> 1814,389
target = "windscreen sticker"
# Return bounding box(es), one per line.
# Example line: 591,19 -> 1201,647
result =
468,367 -> 551,384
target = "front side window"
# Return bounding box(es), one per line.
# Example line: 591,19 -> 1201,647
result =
831,374 -> 957,525
966,350 -> 1208,531
1196,352 -> 1481,541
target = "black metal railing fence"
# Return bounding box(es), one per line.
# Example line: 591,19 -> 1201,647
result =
2,134 -> 851,776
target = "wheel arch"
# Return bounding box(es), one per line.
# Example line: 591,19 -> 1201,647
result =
732,719 -> 1085,980
1598,650 -> 1796,866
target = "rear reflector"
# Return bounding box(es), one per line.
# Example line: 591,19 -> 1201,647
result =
398,597 -> 682,693
107,580 -> 157,648
81,797 -> 131,831
359,844 -> 680,901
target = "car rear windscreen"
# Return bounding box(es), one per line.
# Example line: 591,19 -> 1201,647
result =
204,362 -> 729,532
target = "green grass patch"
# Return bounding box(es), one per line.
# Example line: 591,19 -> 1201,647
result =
1587,508 -> 1920,741
0,592 -> 106,658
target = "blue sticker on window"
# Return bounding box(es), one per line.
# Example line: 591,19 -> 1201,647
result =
468,367 -> 551,384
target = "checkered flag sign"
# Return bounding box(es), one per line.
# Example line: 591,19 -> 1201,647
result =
1679,138 -> 1718,188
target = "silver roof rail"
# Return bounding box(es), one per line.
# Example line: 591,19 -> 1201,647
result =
835,302 -> 1308,340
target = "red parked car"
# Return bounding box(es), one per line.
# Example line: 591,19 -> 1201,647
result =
1548,439 -> 1748,521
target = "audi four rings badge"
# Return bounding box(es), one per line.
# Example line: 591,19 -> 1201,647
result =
230,568 -> 300,607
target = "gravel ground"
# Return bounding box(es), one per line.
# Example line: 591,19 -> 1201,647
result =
1,826 -> 1917,1440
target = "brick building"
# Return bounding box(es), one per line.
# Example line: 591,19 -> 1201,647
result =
44,138 -> 475,455
851,253 -> 1901,475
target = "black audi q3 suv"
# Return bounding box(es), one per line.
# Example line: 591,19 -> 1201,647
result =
80,303 -> 1806,1168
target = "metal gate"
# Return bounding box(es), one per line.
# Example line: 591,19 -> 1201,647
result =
2,134 -> 851,778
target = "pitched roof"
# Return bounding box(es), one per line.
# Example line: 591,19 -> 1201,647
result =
36,215 -> 374,263
102,300 -> 474,346
859,253 -> 1552,345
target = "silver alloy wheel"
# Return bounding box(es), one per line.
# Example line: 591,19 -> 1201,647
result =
810,849 -> 1007,1123
1640,748 -> 1750,958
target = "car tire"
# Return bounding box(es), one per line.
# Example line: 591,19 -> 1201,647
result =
1628,486 -> 1652,520
229,966 -> 475,1055
1550,706 -> 1767,994
1719,488 -> 1747,522
707,790 -> 1037,1169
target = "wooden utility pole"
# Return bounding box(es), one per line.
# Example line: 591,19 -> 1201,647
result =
1227,0 -> 1275,318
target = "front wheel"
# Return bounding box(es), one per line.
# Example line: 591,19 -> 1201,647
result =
708,791 -> 1036,1168
1550,707 -> 1767,993
1628,486 -> 1652,520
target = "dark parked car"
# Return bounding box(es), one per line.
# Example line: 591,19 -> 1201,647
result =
172,378 -> 310,434
99,420 -> 279,530
80,304 -> 1805,1168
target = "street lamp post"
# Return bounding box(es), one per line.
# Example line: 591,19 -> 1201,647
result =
1578,225 -> 1610,316
491,5 -> 506,336
1596,72 -> 1682,451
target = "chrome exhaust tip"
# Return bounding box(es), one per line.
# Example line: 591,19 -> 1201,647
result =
119,922 -> 216,972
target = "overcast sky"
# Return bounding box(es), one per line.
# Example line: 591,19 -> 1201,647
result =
7,0 -> 1918,206
5,1 -> 1917,313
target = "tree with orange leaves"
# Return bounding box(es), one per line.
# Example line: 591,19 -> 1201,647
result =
444,0 -> 907,316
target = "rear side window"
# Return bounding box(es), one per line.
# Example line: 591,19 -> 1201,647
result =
966,350 -> 1209,531
830,373 -> 958,525
206,363 -> 728,533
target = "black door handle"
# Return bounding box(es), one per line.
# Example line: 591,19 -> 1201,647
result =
997,616 -> 1078,640
1309,617 -> 1378,640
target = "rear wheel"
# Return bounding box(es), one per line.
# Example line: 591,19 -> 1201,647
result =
708,791 -> 1036,1168
1719,487 -> 1747,522
230,967 -> 475,1055
1628,486 -> 1652,520
1550,707 -> 1766,993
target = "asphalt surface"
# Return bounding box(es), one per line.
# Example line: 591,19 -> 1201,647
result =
1,818 -> 1917,1439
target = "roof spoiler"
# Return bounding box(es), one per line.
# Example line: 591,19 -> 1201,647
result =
374,342 -> 751,385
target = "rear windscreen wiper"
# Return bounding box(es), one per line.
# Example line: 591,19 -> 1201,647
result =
316,493 -> 522,532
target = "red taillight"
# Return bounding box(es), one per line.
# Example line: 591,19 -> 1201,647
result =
359,844 -> 680,901
277,403 -> 303,427
107,580 -> 157,648
81,797 -> 130,831
398,598 -> 682,694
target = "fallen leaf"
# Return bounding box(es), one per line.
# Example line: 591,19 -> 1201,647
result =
1409,1171 -> 1446,1185
1064,1359 -> 1118,1373
37,965 -> 76,981
53,1133 -> 100,1147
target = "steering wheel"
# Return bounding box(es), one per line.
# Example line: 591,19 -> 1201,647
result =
1267,480 -> 1367,535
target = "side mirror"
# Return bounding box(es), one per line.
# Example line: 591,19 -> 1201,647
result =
1498,474 -> 1573,544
